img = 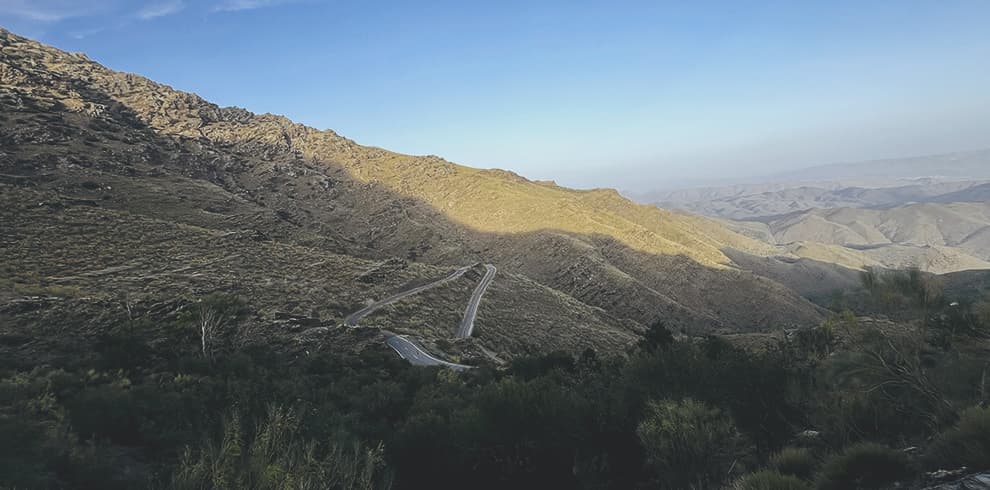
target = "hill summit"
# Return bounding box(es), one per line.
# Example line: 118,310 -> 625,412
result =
0,28 -> 822,363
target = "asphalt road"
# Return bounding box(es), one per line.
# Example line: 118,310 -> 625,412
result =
456,264 -> 497,338
342,263 -> 498,369
344,265 -> 472,326
385,334 -> 472,370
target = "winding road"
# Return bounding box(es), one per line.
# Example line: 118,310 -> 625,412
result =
456,264 -> 497,338
343,263 -> 497,368
344,265 -> 472,326
385,334 -> 472,370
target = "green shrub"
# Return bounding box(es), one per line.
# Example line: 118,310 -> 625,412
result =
733,470 -> 812,490
924,405 -> 990,471
636,398 -> 741,489
816,443 -> 912,490
976,300 -> 990,330
770,447 -> 817,480
170,405 -> 391,490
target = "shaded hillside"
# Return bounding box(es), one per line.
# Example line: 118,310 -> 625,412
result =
0,185 -> 634,363
722,249 -> 863,303
0,27 -> 822,365
943,268 -> 990,301
930,183 -> 990,203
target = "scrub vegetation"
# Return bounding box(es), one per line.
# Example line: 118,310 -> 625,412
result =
3,281 -> 989,488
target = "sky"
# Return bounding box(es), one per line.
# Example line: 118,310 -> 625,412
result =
2,0 -> 990,190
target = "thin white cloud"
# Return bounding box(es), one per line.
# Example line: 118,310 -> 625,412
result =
212,0 -> 301,13
136,0 -> 184,20
69,26 -> 107,39
0,0 -> 106,22
0,0 -> 185,25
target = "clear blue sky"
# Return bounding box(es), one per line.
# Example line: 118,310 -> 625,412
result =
3,1 -> 990,190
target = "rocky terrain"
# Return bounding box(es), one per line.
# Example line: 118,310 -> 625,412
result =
0,29 -> 828,367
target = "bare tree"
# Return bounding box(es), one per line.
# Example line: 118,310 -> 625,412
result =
198,304 -> 226,359
834,326 -> 956,433
122,294 -> 136,334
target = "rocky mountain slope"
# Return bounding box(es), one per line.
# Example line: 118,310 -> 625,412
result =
0,29 -> 824,365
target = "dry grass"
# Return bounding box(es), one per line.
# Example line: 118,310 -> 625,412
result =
0,27 -> 823,360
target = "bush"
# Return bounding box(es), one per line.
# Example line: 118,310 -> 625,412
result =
976,300 -> 990,330
636,398 -> 741,489
769,447 -> 817,480
924,405 -> 990,471
169,405 -> 391,490
637,320 -> 675,353
733,470 -> 812,490
816,443 -> 912,490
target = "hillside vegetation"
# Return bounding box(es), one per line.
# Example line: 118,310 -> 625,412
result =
3,270 -> 989,488
3,28 -> 990,490
0,27 -> 821,341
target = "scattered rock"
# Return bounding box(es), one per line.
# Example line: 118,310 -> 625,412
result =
923,471 -> 990,490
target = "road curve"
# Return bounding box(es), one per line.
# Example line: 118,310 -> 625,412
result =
456,264 -> 497,338
385,334 -> 472,370
344,265 -> 472,326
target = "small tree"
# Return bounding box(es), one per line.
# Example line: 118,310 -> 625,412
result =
859,268 -> 882,298
732,470 -> 811,490
816,443 -> 912,490
828,326 -> 956,436
860,267 -> 944,327
637,319 -> 675,353
197,304 -> 224,359
769,447 -> 818,481
171,405 -> 391,489
924,405 -> 990,471
975,299 -> 990,332
178,294 -> 248,359
636,398 -> 741,489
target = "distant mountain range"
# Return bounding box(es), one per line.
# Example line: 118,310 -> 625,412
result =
639,177 -> 990,220
722,202 -> 990,273
6,26 -> 989,371
773,148 -> 990,182
633,150 -> 990,279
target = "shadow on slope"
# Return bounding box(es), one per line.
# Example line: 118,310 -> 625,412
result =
0,28 -> 823,357
723,248 -> 864,305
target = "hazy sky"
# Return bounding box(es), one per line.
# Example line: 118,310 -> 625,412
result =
3,1 -> 990,190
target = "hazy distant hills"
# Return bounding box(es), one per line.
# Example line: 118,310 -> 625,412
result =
645,178 -> 989,220
0,29 -> 828,366
928,183 -> 990,203
636,149 -> 990,277
725,202 -> 990,273
772,148 -> 990,182
637,148 -> 990,220
763,203 -> 990,254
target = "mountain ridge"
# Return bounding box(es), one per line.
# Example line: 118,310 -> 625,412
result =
1,28 -> 823,362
